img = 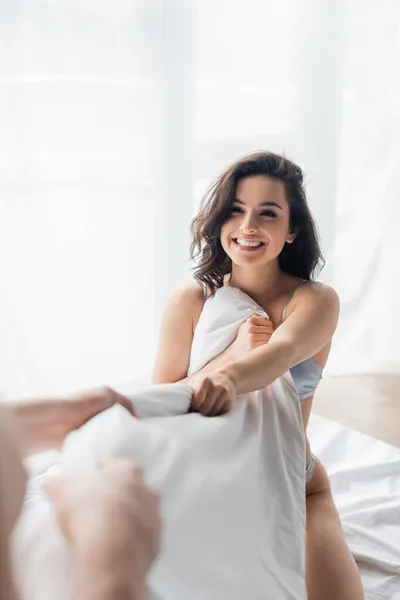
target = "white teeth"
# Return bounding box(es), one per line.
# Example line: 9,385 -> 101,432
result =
235,238 -> 263,247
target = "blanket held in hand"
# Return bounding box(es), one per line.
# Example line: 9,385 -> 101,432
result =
13,286 -> 307,600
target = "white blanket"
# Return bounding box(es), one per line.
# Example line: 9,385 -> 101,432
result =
12,286 -> 307,600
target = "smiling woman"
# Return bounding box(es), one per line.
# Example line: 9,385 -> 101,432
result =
190,152 -> 324,295
153,151 -> 363,600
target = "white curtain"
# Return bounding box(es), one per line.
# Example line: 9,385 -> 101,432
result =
1,0 -> 399,399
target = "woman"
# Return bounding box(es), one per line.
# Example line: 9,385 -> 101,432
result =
153,151 -> 364,600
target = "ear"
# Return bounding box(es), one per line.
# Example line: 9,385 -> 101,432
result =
286,231 -> 297,244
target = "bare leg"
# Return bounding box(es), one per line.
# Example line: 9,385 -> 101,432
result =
306,458 -> 364,600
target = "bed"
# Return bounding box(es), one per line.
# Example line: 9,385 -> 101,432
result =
18,409 -> 400,600
308,413 -> 400,600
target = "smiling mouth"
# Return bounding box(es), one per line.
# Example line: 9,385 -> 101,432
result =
232,237 -> 265,249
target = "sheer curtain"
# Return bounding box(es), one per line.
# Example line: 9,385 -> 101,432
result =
1,0 -> 399,399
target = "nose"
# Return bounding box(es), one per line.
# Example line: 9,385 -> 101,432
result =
239,211 -> 258,233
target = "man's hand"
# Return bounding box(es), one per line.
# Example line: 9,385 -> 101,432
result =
11,387 -> 137,456
45,460 -> 161,598
68,386 -> 137,430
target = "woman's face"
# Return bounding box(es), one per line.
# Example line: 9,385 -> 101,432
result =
220,175 -> 294,269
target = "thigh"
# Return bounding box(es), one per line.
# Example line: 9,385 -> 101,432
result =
306,458 -> 364,600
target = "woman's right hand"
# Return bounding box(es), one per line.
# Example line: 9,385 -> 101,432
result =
189,370 -> 237,417
231,314 -> 274,360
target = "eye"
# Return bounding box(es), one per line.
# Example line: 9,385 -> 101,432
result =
261,210 -> 277,218
230,206 -> 243,214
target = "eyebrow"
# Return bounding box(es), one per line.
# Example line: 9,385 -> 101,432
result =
233,198 -> 284,210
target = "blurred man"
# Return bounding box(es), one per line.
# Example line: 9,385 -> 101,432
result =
0,393 -> 160,600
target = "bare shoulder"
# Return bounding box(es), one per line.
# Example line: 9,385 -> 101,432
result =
295,281 -> 339,312
168,281 -> 205,309
153,281 -> 206,383
278,280 -> 339,368
282,280 -> 339,334
166,281 -> 206,328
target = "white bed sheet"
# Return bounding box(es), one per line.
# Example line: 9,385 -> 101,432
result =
308,414 -> 400,600
20,411 -> 400,600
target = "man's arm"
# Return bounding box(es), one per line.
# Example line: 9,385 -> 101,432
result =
8,387 -> 136,456
0,494 -> 19,600
0,406 -> 27,600
9,398 -> 75,455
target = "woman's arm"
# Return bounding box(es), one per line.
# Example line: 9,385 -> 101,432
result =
153,283 -> 273,386
219,283 -> 339,395
152,283 -> 205,384
179,314 -> 273,383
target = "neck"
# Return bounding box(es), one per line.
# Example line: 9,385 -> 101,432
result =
228,260 -> 285,305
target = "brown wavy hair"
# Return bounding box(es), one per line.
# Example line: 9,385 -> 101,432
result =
190,151 -> 324,294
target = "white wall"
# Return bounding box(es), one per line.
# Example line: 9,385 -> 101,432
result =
1,0 -> 399,398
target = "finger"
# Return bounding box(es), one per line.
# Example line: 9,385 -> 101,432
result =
217,395 -> 233,416
201,388 -> 221,416
247,323 -> 267,332
191,379 -> 210,411
198,384 -> 220,416
262,319 -> 274,329
249,332 -> 272,342
112,391 -> 138,418
208,392 -> 227,417
248,314 -> 270,326
247,323 -> 274,334
248,331 -> 272,342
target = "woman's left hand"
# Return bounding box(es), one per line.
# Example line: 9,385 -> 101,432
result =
230,314 -> 274,360
189,371 -> 236,417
